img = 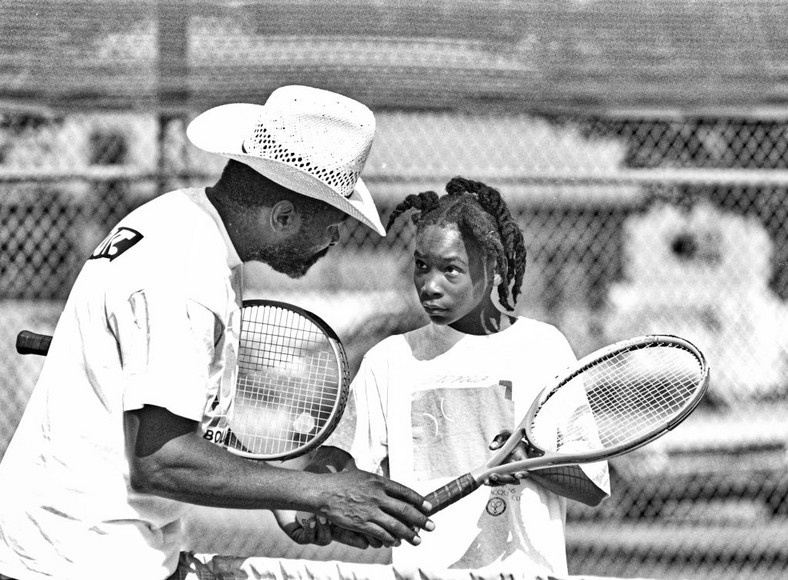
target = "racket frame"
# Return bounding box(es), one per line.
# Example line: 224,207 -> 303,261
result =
482,334 -> 709,478
225,299 -> 351,461
425,334 -> 709,514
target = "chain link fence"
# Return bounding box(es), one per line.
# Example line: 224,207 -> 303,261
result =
3,1 -> 788,578
2,108 -> 788,578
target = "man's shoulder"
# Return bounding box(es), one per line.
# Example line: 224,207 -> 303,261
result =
104,188 -> 231,286
118,188 -> 210,234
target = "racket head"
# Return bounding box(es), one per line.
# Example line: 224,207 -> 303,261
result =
522,334 -> 709,465
224,299 -> 350,460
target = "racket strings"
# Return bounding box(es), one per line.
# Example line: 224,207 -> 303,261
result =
530,343 -> 705,454
230,305 -> 340,456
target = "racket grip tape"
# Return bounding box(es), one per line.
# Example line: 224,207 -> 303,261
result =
424,473 -> 480,516
16,330 -> 52,356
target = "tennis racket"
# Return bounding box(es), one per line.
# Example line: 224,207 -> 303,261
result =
424,334 -> 709,516
15,299 -> 351,461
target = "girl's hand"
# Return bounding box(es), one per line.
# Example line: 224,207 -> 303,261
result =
273,509 -> 332,546
486,430 -> 530,486
273,510 -> 383,549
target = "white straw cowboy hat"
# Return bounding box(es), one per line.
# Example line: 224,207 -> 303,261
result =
187,85 -> 385,235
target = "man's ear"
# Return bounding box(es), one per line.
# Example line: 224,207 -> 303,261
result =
269,200 -> 300,234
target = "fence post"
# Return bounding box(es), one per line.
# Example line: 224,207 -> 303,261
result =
156,0 -> 190,193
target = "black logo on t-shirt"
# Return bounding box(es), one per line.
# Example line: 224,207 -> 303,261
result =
486,497 -> 507,516
90,227 -> 143,261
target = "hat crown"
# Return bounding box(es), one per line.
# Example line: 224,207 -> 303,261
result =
242,86 -> 375,199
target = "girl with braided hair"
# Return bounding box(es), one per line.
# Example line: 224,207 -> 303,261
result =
386,176 -> 527,322
310,177 -> 609,574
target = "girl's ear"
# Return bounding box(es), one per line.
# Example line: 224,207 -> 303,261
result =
493,272 -> 503,287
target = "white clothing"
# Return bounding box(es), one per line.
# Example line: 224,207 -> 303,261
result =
0,188 -> 243,580
340,318 -> 610,576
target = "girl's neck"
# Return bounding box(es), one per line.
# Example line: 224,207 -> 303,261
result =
408,312 -> 517,361
449,303 -> 516,336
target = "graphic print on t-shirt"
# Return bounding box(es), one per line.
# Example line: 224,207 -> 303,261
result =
89,227 -> 143,261
411,378 -> 514,481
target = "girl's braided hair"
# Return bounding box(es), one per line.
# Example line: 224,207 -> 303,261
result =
386,176 -> 526,311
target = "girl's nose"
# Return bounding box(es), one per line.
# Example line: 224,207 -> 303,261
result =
420,276 -> 442,298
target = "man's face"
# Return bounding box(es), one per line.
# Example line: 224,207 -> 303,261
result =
250,205 -> 347,278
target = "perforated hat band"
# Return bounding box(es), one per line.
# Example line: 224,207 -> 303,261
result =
240,135 -> 358,199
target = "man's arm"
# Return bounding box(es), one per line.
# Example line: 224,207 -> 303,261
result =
124,405 -> 433,547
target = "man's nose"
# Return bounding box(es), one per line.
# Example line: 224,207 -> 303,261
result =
328,225 -> 341,247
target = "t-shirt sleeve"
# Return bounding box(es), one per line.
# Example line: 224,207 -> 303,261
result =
552,329 -> 611,495
551,326 -> 580,372
535,325 -> 611,496
110,287 -> 217,422
344,349 -> 391,476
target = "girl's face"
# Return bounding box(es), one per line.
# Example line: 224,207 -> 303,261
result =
413,223 -> 495,332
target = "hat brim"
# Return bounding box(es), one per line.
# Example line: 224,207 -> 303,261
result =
187,103 -> 385,236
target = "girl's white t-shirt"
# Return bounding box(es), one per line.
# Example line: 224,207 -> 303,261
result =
339,318 -> 610,576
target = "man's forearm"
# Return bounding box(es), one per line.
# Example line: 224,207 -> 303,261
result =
129,426 -> 327,511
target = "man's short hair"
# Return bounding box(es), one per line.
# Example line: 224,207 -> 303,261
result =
218,159 -> 326,225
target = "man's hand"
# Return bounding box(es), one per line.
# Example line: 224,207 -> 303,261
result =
312,469 -> 434,548
292,446 -> 433,548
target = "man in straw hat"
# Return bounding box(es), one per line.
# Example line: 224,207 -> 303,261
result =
0,86 -> 433,580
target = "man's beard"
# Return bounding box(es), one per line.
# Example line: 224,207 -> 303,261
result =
249,244 -> 331,278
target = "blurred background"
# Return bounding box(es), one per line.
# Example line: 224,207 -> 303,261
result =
2,1 -> 788,578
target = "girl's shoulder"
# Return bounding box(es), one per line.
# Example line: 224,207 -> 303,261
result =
370,324 -> 444,362
511,315 -> 565,335
507,316 -> 574,349
365,331 -> 414,359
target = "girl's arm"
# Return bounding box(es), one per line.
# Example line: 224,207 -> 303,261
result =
487,432 -> 610,507
514,465 -> 609,506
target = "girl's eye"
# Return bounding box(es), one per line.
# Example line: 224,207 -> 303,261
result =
414,259 -> 428,271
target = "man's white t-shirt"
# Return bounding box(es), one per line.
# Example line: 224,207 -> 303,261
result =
0,188 -> 243,580
339,318 -> 610,576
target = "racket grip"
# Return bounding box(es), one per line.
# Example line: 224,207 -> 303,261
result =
16,330 -> 52,356
424,473 -> 480,516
